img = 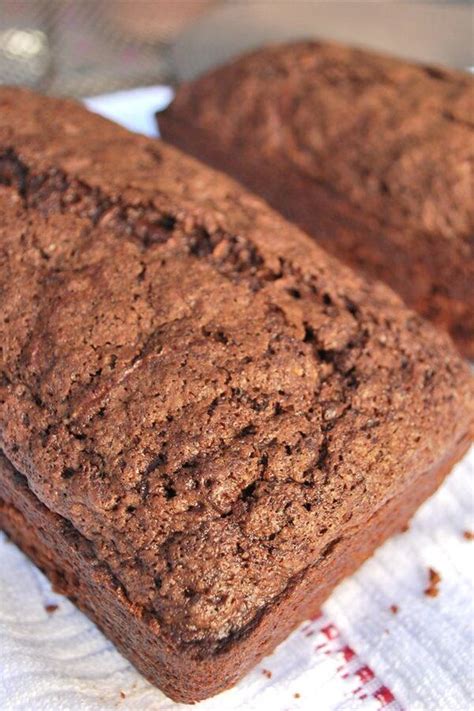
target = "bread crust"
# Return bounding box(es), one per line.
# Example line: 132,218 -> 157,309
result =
160,40 -> 474,356
0,429 -> 471,701
0,87 -> 472,702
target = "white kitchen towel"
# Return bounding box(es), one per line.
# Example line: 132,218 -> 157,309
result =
1,88 -> 473,711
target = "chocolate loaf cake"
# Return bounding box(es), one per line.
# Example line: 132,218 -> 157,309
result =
0,87 -> 472,703
159,41 -> 474,357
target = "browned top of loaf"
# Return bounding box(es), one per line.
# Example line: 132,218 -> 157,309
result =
165,40 -> 474,246
0,87 -> 472,654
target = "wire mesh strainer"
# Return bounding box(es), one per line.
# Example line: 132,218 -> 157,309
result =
0,0 -> 219,97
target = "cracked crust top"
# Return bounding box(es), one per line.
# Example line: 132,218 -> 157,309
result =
165,40 -> 473,246
160,40 -> 474,355
0,87 -> 472,653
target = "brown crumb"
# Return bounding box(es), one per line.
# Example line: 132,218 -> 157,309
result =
401,523 -> 410,533
262,668 -> 272,679
463,530 -> 474,541
390,604 -> 399,615
120,691 -> 126,699
45,604 -> 58,614
294,692 -> 301,699
424,567 -> 441,597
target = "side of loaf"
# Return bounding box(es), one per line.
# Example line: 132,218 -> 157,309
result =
0,87 -> 472,703
159,40 -> 474,357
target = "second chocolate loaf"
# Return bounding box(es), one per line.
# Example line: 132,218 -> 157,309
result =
159,40 -> 474,357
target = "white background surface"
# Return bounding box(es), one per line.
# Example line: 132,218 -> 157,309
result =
1,89 -> 473,711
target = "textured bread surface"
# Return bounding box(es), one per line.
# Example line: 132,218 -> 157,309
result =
0,432 -> 471,701
0,87 -> 472,702
159,40 -> 474,357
